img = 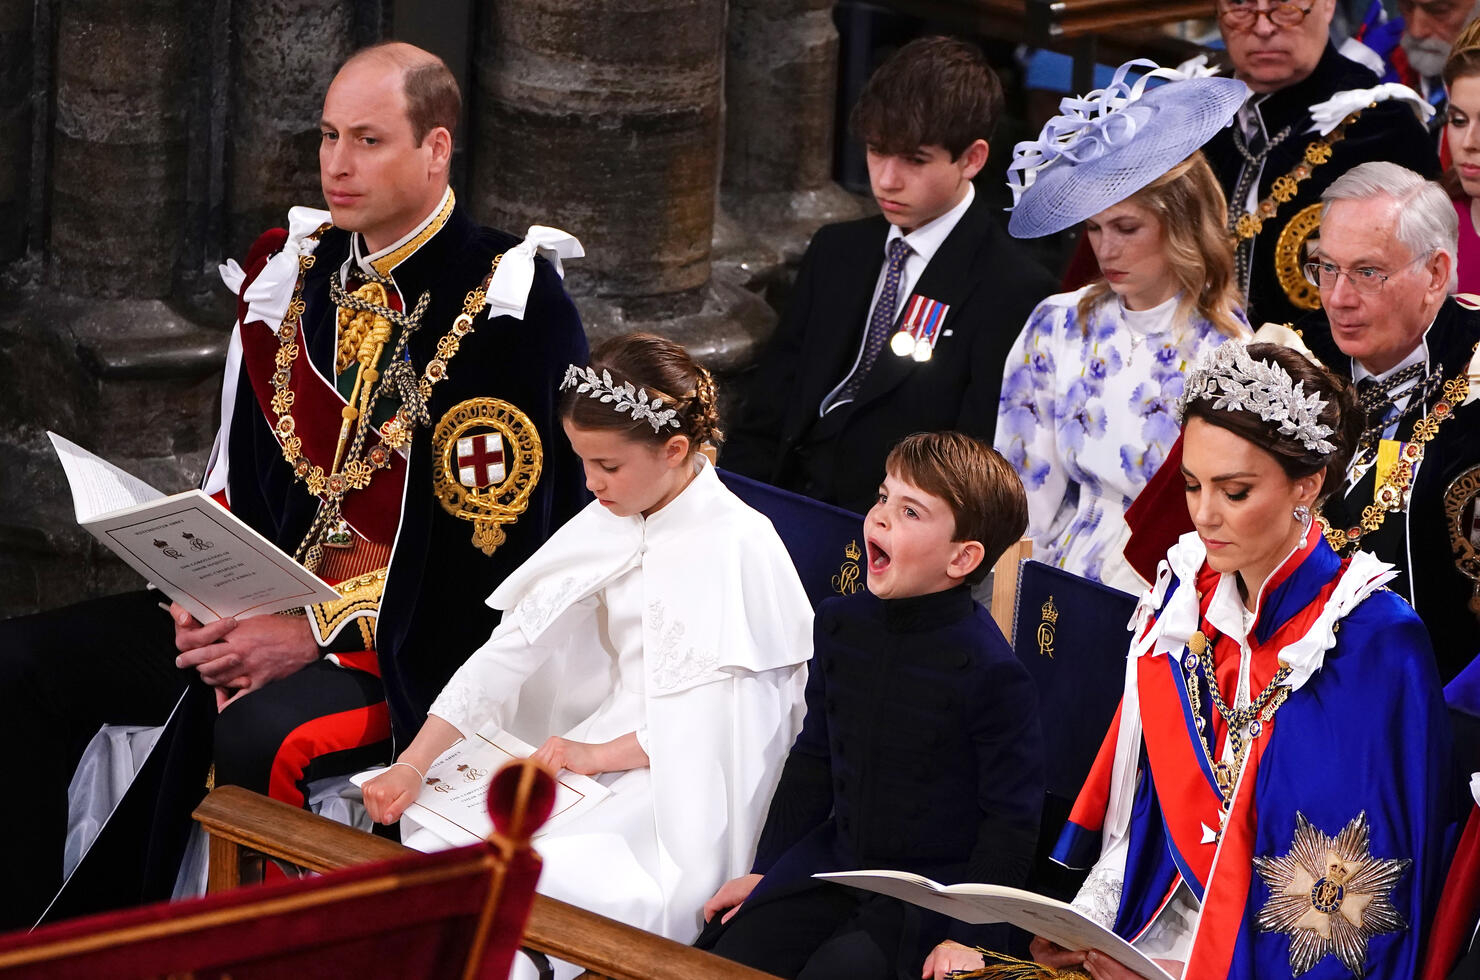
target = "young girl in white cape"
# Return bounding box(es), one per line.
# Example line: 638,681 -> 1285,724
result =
362,332 -> 813,948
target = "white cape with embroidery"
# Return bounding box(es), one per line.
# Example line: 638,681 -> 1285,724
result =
420,457 -> 812,943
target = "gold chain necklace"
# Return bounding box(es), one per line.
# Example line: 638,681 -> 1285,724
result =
1321,357 -> 1473,553
1230,110 -> 1359,242
266,241 -> 503,567
1182,629 -> 1293,815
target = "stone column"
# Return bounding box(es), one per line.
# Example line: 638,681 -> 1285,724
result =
49,0 -> 192,297
0,0 -> 30,266
720,0 -> 864,270
0,0 -> 227,617
226,0 -> 356,259
472,0 -> 773,371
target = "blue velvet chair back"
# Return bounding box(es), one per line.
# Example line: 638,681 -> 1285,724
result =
1009,560 -> 1137,802
717,469 -> 866,610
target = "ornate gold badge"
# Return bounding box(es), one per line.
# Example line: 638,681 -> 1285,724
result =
1037,595 -> 1058,658
1444,464 -> 1480,615
1275,203 -> 1323,312
831,540 -> 864,596
1253,811 -> 1410,977
432,398 -> 542,556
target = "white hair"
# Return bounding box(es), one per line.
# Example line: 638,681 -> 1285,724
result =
1321,162 -> 1458,293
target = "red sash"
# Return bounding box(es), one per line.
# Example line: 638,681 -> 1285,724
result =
1145,532 -> 1346,976
236,246 -> 406,547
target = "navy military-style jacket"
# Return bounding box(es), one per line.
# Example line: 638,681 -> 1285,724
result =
747,585 -> 1045,960
225,204 -> 589,744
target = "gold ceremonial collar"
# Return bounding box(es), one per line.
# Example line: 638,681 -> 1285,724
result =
363,188 -> 456,278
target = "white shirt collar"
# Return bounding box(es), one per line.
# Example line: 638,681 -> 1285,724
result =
884,181 -> 974,266
350,186 -> 454,276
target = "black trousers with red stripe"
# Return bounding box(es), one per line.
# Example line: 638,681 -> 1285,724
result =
213,658 -> 391,808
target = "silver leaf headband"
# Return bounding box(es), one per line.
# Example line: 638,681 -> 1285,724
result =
560,364 -> 680,433
1178,343 -> 1337,455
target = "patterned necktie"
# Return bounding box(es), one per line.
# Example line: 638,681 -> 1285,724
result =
1351,362 -> 1431,467
1357,362 -> 1426,426
836,238 -> 913,403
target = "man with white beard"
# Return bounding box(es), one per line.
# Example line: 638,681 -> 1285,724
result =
1364,0 -> 1478,130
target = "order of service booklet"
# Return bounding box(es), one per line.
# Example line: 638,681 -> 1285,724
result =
48,431 -> 341,623
814,870 -> 1175,980
351,728 -> 612,846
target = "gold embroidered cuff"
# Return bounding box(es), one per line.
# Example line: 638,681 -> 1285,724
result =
309,566 -> 388,647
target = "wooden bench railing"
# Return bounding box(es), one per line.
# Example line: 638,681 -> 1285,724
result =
193,786 -> 778,980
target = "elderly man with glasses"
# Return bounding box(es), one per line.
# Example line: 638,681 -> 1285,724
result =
1306,161 -> 1480,682
1201,0 -> 1440,330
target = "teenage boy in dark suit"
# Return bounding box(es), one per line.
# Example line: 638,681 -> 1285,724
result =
722,36 -> 1057,516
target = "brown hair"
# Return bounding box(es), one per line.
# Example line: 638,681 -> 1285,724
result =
345,43 -> 461,145
849,36 -> 1004,159
884,431 -> 1027,585
1442,19 -> 1480,198
1076,153 -> 1244,339
1444,17 -> 1480,89
560,333 -> 722,450
1180,343 -> 1361,503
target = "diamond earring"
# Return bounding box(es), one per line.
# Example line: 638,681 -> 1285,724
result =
1294,504 -> 1312,530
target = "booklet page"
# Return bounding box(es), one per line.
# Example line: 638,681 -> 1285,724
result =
353,729 -> 611,847
816,871 -> 1173,980
49,432 -> 340,621
48,431 -> 164,522
88,490 -> 340,622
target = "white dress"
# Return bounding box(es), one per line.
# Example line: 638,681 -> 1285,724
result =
996,288 -> 1241,591
418,457 -> 813,947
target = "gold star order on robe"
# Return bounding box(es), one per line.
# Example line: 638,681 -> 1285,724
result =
1253,811 -> 1410,977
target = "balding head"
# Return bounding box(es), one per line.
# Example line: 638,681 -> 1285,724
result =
320,43 -> 456,250
339,42 -> 461,146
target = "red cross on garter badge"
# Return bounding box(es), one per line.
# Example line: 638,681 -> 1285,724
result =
456,432 -> 506,488
433,398 -> 542,555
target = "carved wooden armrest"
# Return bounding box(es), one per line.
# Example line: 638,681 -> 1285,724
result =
192,787 -> 778,980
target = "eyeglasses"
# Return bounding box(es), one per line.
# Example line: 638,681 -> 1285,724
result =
1302,253 -> 1431,293
1219,0 -> 1315,29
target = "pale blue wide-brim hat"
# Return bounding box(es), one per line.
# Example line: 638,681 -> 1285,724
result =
1006,59 -> 1251,240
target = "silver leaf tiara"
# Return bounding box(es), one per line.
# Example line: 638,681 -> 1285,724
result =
560,364 -> 680,433
1178,343 -> 1337,455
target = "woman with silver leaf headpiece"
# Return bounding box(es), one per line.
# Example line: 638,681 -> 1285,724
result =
1023,342 -> 1451,980
995,61 -> 1251,592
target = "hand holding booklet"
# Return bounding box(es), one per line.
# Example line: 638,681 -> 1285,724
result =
48,431 -> 340,623
351,728 -> 610,846
814,870 -> 1174,980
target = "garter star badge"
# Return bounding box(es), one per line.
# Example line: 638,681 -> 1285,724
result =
1253,811 -> 1410,978
433,398 -> 542,556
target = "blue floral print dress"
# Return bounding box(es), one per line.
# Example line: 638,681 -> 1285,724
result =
995,287 -> 1243,592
